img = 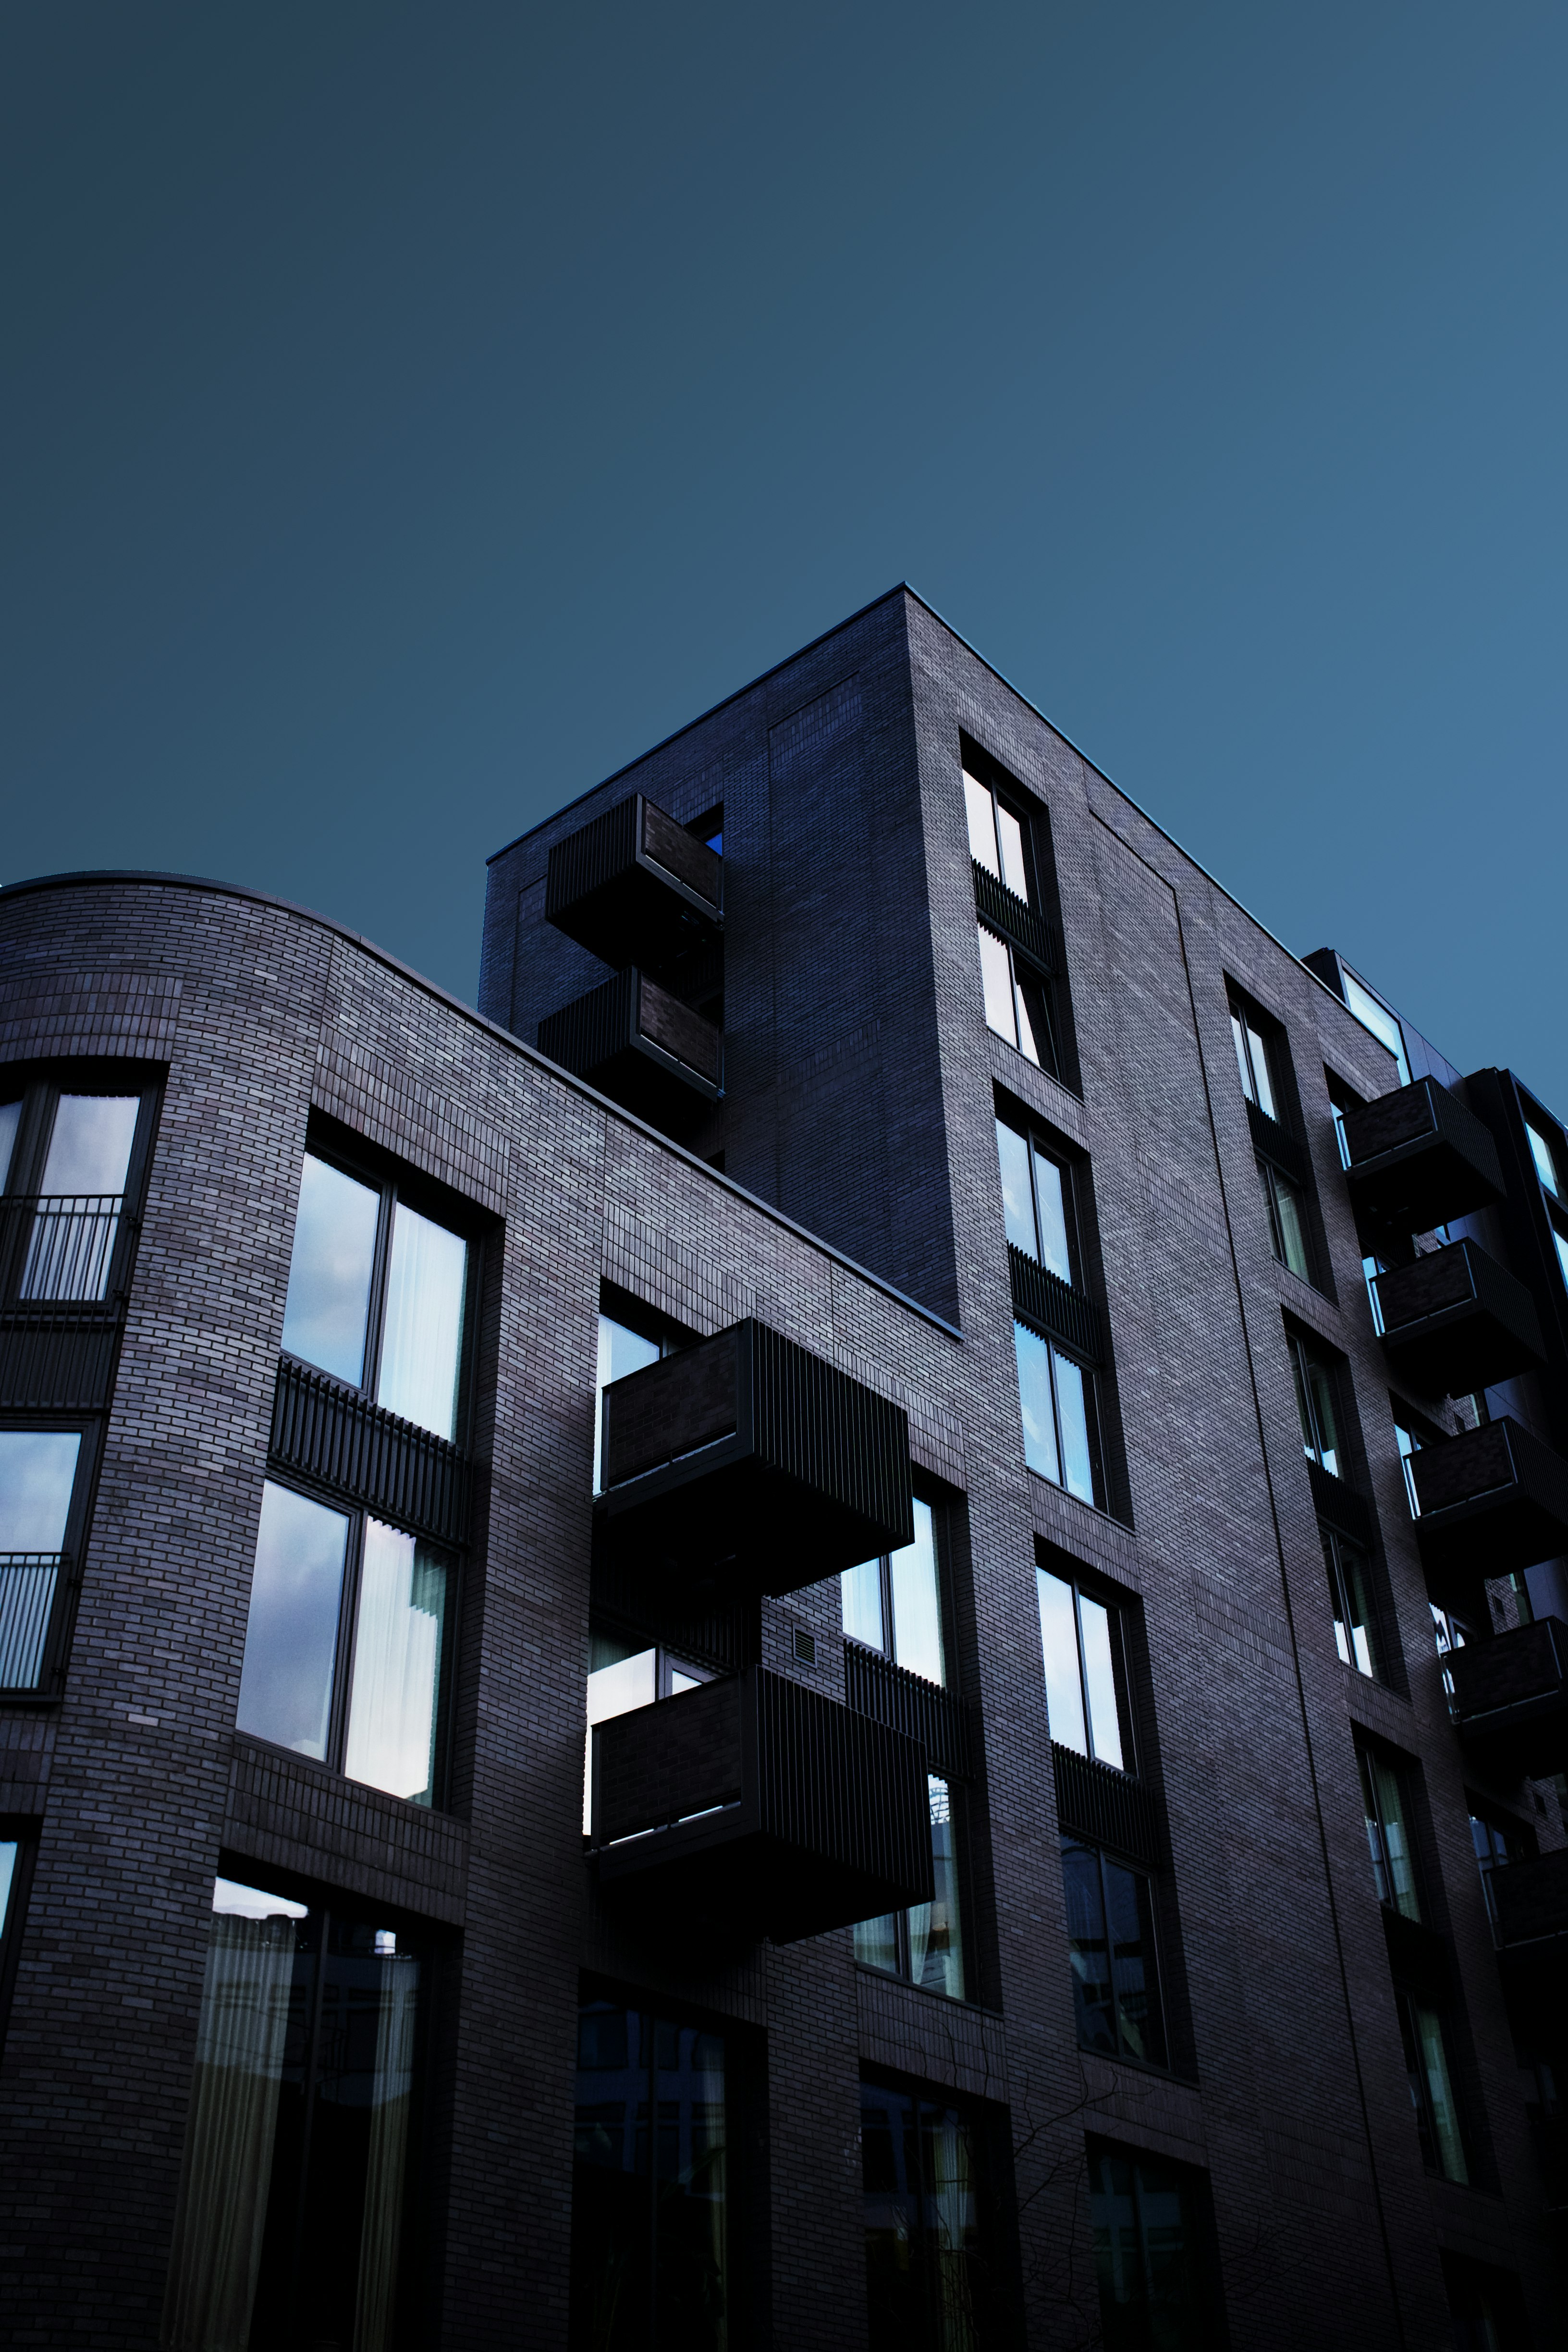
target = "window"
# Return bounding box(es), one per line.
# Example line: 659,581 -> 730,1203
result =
235,1479 -> 454,1807
1341,971 -> 1411,1086
0,1423 -> 94,1694
0,1078 -> 155,1304
978,923 -> 1055,1072
1469,1810 -> 1528,1936
861,2078 -> 991,2350
854,1776 -> 966,2002
1331,1084 -> 1389,1323
1323,1527 -> 1382,1680
161,1874 -> 428,2352
996,1118 -> 1074,1282
842,1499 -> 946,1686
1443,2255 -> 1531,2352
1259,1160 -> 1311,1280
1229,999 -> 1281,1121
1037,1567 -> 1128,1770
963,766 -> 1032,902
1431,1601 -> 1472,1701
1393,1412 -> 1422,1516
1015,1322 -> 1098,1503
594,1309 -> 667,1493
281,1149 -> 472,1444
570,1999 -> 731,2352
583,1632 -> 715,1836
1395,1989 -> 1469,2184
1359,1748 -> 1421,1921
1524,1117 -> 1561,1198
0,1827 -> 34,2044
1062,1840 -> 1166,2066
1289,1332 -> 1343,1477
1087,2141 -> 1220,2352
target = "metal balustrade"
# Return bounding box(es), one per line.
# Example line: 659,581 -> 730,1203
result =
0,1553 -> 65,1689
1,1195 -> 127,1304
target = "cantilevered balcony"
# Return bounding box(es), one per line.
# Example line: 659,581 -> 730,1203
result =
546,792 -> 722,969
538,967 -> 722,1130
1373,1240 -> 1545,1398
1448,1618 -> 1568,1783
1341,1077 -> 1503,1233
1411,1417 -> 1568,1620
1494,1850 -> 1568,2019
590,1667 -> 933,1943
596,1318 -> 914,1603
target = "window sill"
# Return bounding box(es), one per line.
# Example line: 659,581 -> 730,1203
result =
852,1960 -> 1003,2022
1022,1463 -> 1131,1532
1076,2042 -> 1198,2090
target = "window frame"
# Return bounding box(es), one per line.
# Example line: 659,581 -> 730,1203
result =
962,762 -> 1038,905
0,1415 -> 104,1700
1357,1743 -> 1422,1922
852,1770 -> 969,2004
1036,1562 -> 1135,1775
1395,1985 -> 1470,2186
1258,1157 -> 1313,1282
861,2071 -> 1002,2345
995,1113 -> 1081,1287
977,921 -> 1057,1075
1289,1330 -> 1346,1478
1015,1319 -> 1103,1507
840,1492 -> 950,1690
1323,1524 -> 1384,1683
0,1067 -> 161,1309
0,1819 -> 39,2053
1228,992 -> 1285,1123
1061,1836 -> 1169,2070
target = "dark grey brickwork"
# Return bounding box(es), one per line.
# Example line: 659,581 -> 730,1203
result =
0,590 -> 1561,2350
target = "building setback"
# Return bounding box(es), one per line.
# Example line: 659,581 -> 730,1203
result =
0,586 -> 1562,2349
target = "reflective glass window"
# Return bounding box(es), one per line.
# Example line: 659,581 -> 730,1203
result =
376,1202 -> 468,1441
1360,1748 -> 1421,1921
0,1100 -> 19,1191
343,1521 -> 451,1806
1323,1528 -> 1382,1681
0,1428 -> 83,1690
854,1772 -> 966,2003
1526,1121 -> 1560,1197
236,1482 -> 351,1761
1016,1323 -> 1098,1504
1036,1568 -> 1129,1772
1063,1841 -> 1167,2067
595,1312 -> 662,1492
281,1155 -> 380,1389
1342,972 -> 1411,1085
1397,1991 -> 1468,2184
963,771 -> 999,876
843,1500 -> 945,1686
1290,1334 -> 1343,1477
1088,2141 -> 1216,2351
862,2079 -> 987,2351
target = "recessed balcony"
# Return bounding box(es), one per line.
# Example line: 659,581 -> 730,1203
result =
590,1667 -> 933,1944
545,792 -> 722,970
596,1318 -> 914,1604
1410,1417 -> 1568,1617
1341,1077 -> 1503,1233
1447,1617 -> 1568,1783
1374,1240 -> 1545,1398
537,967 -> 722,1130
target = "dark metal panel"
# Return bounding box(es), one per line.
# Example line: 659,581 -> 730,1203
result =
1308,1458 -> 1373,1549
270,1359 -> 472,1545
1493,1848 -> 1568,1945
544,792 -> 722,968
640,801 -> 723,909
636,973 -> 723,1086
1449,1617 -> 1568,1781
754,1668 -> 931,1897
1052,1742 -> 1162,1869
594,1674 -> 745,1840
1375,1239 -> 1545,1396
1007,1246 -> 1102,1364
1245,1099 -> 1311,1190
747,1323 -> 915,1555
843,1642 -> 974,1781
971,861 -> 1058,974
537,967 -> 723,1116
0,1314 -> 120,1410
544,794 -> 639,927
603,1328 -> 739,1486
1342,1077 -> 1504,1230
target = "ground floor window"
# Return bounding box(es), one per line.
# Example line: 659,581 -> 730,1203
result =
854,1776 -> 966,2001
160,1875 -> 426,2352
1086,2139 -> 1219,2350
570,1998 -> 730,2352
1395,1988 -> 1469,2185
1062,1840 -> 1166,2068
861,2078 -> 988,2350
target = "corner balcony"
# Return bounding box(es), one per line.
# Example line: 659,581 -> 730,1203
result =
537,967 -> 722,1131
1448,1618 -> 1568,1783
596,1318 -> 914,1604
590,1667 -> 933,1944
545,792 -> 722,969
1341,1077 -> 1503,1233
1373,1240 -> 1545,1399
1494,1850 -> 1568,2017
1410,1417 -> 1568,1618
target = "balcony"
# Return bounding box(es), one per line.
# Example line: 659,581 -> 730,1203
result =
1008,1246 -> 1102,1363
1340,1077 -> 1502,1233
1447,1617 -> 1568,1783
590,1667 -> 933,1943
1410,1417 -> 1568,1617
537,967 -> 722,1131
545,793 -> 722,970
0,1194 -> 135,1412
1494,1852 -> 1568,2020
1374,1240 -> 1545,1398
596,1318 -> 914,1604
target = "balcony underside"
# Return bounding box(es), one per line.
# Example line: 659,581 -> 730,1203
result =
1449,1618 -> 1568,1783
1412,1418 -> 1568,1615
545,793 -> 722,969
1376,1242 -> 1544,1397
1342,1078 -> 1503,1233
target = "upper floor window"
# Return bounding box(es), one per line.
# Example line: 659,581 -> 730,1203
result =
855,1774 -> 966,2002
1289,1332 -> 1344,1478
978,925 -> 1055,1073
1525,1117 -> 1560,1197
996,1119 -> 1074,1283
0,1422 -> 95,1695
963,767 -> 1032,901
1063,1838 -> 1166,2067
594,1308 -> 669,1492
583,1632 -> 715,1835
1341,970 -> 1411,1086
1324,1528 -> 1382,1681
1229,999 -> 1282,1122
0,1078 -> 155,1303
1469,1808 -> 1529,1935
1397,1990 -> 1469,2186
842,1498 -> 946,1687
281,1150 -> 471,1444
1015,1322 -> 1098,1504
1260,1160 -> 1311,1282
1359,1747 -> 1421,1921
1036,1566 -> 1128,1771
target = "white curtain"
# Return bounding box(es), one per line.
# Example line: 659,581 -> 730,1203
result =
375,1204 -> 466,1440
352,1957 -> 421,2352
160,1915 -> 295,2352
926,2109 -> 978,2352
343,1523 -> 446,1804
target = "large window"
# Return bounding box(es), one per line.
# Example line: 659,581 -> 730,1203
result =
995,1118 -> 1075,1283
1015,1322 -> 1098,1503
1258,1160 -> 1311,1282
1359,1747 -> 1421,1921
594,1309 -> 667,1493
861,2077 -> 990,2351
1229,996 -> 1282,1123
1323,1527 -> 1383,1682
0,1078 -> 154,1304
1086,2140 -> 1220,2352
1062,1840 -> 1166,2068
978,924 -> 1055,1073
855,1776 -> 966,2002
235,1479 -> 453,1807
0,1422 -> 94,1694
1340,970 -> 1411,1086
570,1997 -> 730,2352
1289,1332 -> 1344,1478
1524,1115 -> 1562,1199
1396,1989 -> 1469,2185
963,766 -> 1033,903
1036,1566 -> 1128,1770
1469,1808 -> 1529,1936
160,1874 -> 427,2352
281,1150 -> 472,1444
0,1827 -> 34,2045
842,1499 -> 946,1687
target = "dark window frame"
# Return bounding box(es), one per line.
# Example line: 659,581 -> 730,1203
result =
1037,1560 -> 1137,1776
1085,2135 -> 1228,2351
0,1412 -> 104,1701
1061,1836 -> 1169,2071
0,1818 -> 39,2053
995,1111 -> 1085,1288
978,920 -> 1058,1076
860,2067 -> 1017,2350
1288,1328 -> 1348,1479
852,1770 -> 972,2007
961,752 -> 1041,907
840,1488 -> 954,1690
1357,1740 -> 1423,1921
1014,1316 -> 1106,1509
1323,1524 -> 1386,1684
0,1064 -> 162,1310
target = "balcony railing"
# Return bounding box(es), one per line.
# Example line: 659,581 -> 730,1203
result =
843,1642 -> 974,1782
1052,1743 -> 1162,1869
971,860 -> 1058,974
1008,1246 -> 1102,1364
1340,1077 -> 1503,1233
538,967 -> 722,1130
1410,1417 -> 1568,1615
597,1318 -> 914,1602
1373,1240 -> 1545,1399
591,1666 -> 933,1943
545,793 -> 723,968
0,1553 -> 65,1690
1246,1099 -> 1312,1189
0,1194 -> 128,1305
1447,1617 -> 1567,1783
270,1359 -> 472,1545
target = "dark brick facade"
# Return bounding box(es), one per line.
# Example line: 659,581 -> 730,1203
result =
0,588 -> 1561,2349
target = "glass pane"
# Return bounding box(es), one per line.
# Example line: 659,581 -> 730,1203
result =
235,1481 -> 351,1759
996,803 -> 1029,901
1414,2004 -> 1468,2185
343,1522 -> 450,1806
995,1121 -> 1036,1255
571,2003 -> 652,2352
1054,1350 -> 1095,1504
1104,1858 -> 1166,2067
281,1155 -> 380,1388
962,773 -> 999,876
0,1429 -> 78,1689
852,1911 -> 901,1974
38,1093 -> 138,1194
585,1647 -> 658,1835
1088,2148 -> 1144,2338
0,1099 -> 20,1191
889,1501 -> 945,1686
1368,1752 -> 1420,1921
1343,973 -> 1411,1085
1526,1122 -> 1560,1196
920,2102 -> 982,2348
1230,1013 -> 1255,1106
1078,1596 -> 1124,1771
1244,1024 -> 1277,1120
1333,1535 -> 1379,1680
653,2020 -> 728,2352
862,2081 -> 922,2351
21,1093 -> 138,1301
1033,1148 -> 1072,1283
595,1315 -> 662,1492
0,1840 -> 17,1937
1270,1171 -> 1311,1280
841,1557 -> 887,1654
910,1776 -> 964,2001
1014,1323 -> 1060,1483
1062,1840 -> 1116,2053
376,1200 -> 467,1440
1554,1225 -> 1568,1294
1036,1570 -> 1087,1755
977,926 -> 1017,1046
1013,968 -> 1051,1070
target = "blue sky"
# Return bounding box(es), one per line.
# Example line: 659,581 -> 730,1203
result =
5,2 -> 1565,1099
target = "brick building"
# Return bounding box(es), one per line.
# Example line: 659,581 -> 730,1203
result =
0,586 -> 1562,2348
